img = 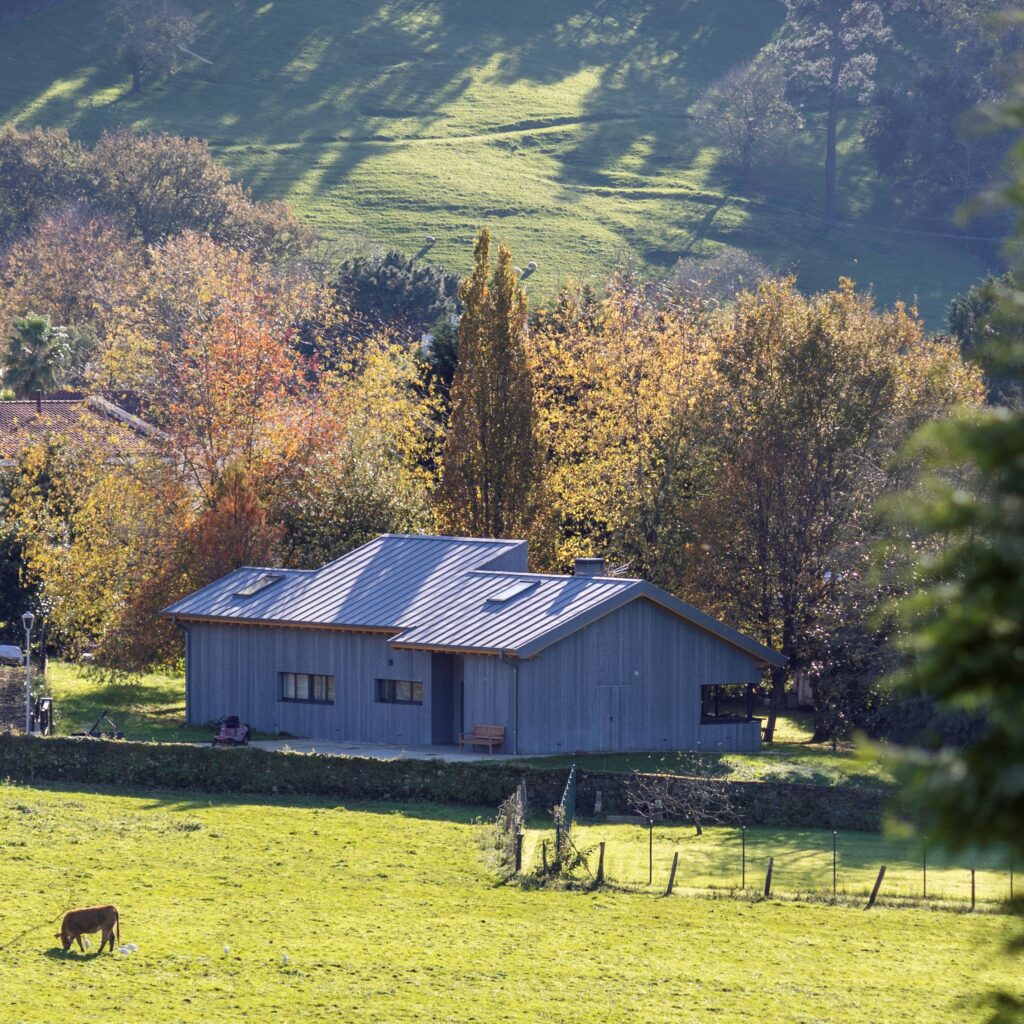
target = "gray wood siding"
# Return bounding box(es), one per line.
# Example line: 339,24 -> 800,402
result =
185,623 -> 433,745
461,654 -> 515,740
182,595 -> 764,753
515,599 -> 762,754
698,720 -> 762,753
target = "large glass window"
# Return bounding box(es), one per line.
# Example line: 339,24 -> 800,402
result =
376,679 -> 424,705
700,683 -> 754,722
280,672 -> 334,704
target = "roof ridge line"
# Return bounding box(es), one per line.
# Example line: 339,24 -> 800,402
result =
470,569 -> 640,582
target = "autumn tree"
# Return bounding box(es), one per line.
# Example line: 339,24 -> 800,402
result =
276,335 -> 439,566
0,126 -> 86,244
685,278 -> 984,742
777,0 -> 891,225
437,229 -> 540,541
0,126 -> 313,262
6,440 -> 173,657
0,207 -> 143,367
531,274 -> 717,579
106,0 -> 197,94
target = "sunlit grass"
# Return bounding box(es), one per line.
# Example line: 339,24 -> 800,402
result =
532,821 -> 1015,907
0,0 -> 992,324
0,781 -> 1020,1023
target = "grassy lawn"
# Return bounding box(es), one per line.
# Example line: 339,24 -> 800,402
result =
531,821 -> 1015,907
43,662 -> 209,743
522,711 -> 895,788
0,0 -> 994,325
0,781 -> 1020,1024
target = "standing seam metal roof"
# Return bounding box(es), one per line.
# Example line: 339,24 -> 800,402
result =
162,534 -> 785,667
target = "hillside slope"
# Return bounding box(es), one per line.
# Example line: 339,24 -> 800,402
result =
0,0 -> 997,323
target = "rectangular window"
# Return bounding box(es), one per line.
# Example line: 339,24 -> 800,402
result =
280,672 -> 334,704
376,679 -> 424,705
700,683 -> 753,722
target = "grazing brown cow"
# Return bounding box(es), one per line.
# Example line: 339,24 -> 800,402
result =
56,905 -> 120,953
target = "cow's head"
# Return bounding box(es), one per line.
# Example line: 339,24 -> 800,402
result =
56,931 -> 72,951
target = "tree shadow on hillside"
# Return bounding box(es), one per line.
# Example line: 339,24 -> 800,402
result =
5,0 -> 781,217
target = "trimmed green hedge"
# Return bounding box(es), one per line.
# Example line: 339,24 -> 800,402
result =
0,735 -> 890,831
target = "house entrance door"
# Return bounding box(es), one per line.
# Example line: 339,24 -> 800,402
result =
431,653 -> 455,744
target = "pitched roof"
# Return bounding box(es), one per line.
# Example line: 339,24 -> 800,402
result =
162,534 -> 528,631
0,396 -> 157,465
164,533 -> 785,667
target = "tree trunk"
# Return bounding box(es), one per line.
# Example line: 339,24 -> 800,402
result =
131,63 -> 141,94
824,74 -> 840,226
762,663 -> 788,743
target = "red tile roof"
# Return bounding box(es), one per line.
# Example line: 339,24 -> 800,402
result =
0,396 -> 158,465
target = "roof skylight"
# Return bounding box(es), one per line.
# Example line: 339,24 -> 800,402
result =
234,573 -> 284,598
488,580 -> 539,603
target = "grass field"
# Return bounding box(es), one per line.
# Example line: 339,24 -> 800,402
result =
0,0 -> 996,325
528,821 -> 1017,907
40,661 -> 894,786
1,781 -> 1021,1024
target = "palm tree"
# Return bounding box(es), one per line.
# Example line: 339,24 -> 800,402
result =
2,313 -> 70,398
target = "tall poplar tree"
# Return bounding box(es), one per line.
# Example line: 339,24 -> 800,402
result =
437,229 -> 539,540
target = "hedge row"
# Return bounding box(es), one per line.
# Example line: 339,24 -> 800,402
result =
0,735 -> 891,831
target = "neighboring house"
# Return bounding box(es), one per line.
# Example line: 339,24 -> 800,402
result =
0,394 -> 157,468
164,534 -> 785,754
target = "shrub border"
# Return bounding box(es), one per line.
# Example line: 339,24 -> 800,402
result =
0,734 -> 890,831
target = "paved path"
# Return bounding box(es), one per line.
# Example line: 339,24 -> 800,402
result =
248,738 -> 526,762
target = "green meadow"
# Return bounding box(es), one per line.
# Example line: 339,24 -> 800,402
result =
1,781 -> 1021,1024
0,0 -> 995,323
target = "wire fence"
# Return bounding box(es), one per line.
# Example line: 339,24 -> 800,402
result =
521,821 -> 1016,909
553,762 -> 577,855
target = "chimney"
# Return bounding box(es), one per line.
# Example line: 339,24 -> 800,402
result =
35,389 -> 42,413
573,557 -> 606,577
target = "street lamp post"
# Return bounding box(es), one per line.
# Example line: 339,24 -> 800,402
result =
22,611 -> 34,735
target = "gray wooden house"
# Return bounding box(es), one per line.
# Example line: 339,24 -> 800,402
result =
163,534 -> 785,754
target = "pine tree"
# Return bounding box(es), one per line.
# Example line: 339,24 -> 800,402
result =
437,229 -> 538,539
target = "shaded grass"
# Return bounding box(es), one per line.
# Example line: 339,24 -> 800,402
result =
0,780 -> 1021,1023
0,0 -> 996,324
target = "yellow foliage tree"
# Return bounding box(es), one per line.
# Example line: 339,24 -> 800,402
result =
436,229 -> 541,542
531,274 -> 718,580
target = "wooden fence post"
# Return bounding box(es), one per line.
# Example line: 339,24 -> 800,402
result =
666,851 -> 679,896
514,830 -> 523,874
866,866 -> 887,909
542,840 -> 548,875
971,868 -> 976,911
764,857 -> 774,899
648,817 -> 654,886
596,841 -> 605,885
741,826 -> 746,889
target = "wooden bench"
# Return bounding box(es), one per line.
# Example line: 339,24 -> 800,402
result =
458,724 -> 505,753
